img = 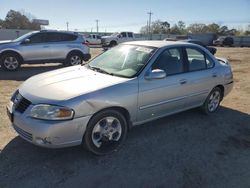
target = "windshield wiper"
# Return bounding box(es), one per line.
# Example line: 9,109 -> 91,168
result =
88,65 -> 114,76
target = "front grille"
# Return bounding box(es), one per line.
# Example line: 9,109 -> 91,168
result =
15,96 -> 31,113
11,90 -> 32,113
13,124 -> 33,141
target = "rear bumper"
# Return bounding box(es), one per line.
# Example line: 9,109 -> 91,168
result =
224,81 -> 234,97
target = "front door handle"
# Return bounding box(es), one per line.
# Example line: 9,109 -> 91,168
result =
43,45 -> 49,48
179,79 -> 187,85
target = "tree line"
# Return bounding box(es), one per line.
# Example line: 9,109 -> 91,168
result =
0,10 -> 249,36
140,20 -> 250,36
0,10 -> 40,30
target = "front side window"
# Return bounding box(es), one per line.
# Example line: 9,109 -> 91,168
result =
88,45 -> 156,78
121,32 -> 127,38
152,48 -> 184,75
28,33 -> 48,44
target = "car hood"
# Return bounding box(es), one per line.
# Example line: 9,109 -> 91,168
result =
0,40 -> 12,44
19,65 -> 129,101
101,36 -> 115,39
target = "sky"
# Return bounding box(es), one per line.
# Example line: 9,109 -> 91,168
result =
0,0 -> 249,33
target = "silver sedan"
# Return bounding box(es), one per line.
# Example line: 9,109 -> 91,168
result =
7,41 -> 233,155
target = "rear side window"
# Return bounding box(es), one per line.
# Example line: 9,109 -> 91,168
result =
152,48 -> 184,75
60,33 -> 77,41
186,48 -> 206,71
186,48 -> 214,71
47,33 -> 62,42
128,32 -> 133,38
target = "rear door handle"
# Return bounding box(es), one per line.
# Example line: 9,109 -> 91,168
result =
212,73 -> 217,78
179,79 -> 187,85
43,45 -> 49,48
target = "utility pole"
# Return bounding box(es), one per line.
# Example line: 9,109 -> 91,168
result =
96,19 -> 99,33
66,22 -> 69,31
147,11 -> 153,40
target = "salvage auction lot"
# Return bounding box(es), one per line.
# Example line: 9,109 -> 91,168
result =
0,47 -> 250,187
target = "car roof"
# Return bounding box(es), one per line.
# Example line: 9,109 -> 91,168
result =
123,40 -> 200,48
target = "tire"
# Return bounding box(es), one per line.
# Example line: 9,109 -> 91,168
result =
0,53 -> 21,71
66,52 -> 83,66
110,41 -> 117,47
84,109 -> 128,155
202,87 -> 222,114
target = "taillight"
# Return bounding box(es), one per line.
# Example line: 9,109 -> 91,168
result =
83,41 -> 90,47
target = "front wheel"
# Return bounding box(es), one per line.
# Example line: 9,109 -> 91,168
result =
0,53 -> 21,71
202,87 -> 222,114
84,110 -> 128,155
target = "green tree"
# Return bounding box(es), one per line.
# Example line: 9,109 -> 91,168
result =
1,10 -> 40,30
187,23 -> 208,33
206,23 -> 220,33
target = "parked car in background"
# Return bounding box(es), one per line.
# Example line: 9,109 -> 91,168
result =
101,31 -> 135,47
7,41 -> 233,155
213,36 -> 234,47
85,34 -> 101,45
0,30 -> 91,71
164,38 -> 217,55
181,39 -> 217,55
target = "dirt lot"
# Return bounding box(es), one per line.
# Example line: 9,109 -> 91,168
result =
0,47 -> 250,188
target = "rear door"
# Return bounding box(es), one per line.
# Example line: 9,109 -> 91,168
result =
182,47 -> 217,108
47,32 -> 78,60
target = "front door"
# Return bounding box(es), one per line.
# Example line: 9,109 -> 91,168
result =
19,32 -> 51,61
137,47 -> 189,122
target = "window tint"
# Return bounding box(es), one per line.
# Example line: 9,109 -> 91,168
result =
60,33 -> 77,41
47,33 -> 62,42
121,32 -> 127,38
206,54 -> 214,68
152,48 -> 183,75
186,48 -> 206,71
28,33 -> 47,43
128,32 -> 133,38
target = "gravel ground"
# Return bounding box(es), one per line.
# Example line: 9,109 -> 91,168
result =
0,47 -> 250,188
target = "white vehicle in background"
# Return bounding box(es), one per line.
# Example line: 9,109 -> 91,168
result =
101,32 -> 135,47
85,34 -> 101,45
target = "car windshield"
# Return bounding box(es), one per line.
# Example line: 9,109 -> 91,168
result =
12,32 -> 34,42
88,44 -> 156,78
111,32 -> 119,37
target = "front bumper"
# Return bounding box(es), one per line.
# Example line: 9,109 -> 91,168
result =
8,107 -> 92,148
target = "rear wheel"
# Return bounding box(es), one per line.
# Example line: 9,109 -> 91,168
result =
0,53 -> 21,71
84,110 -> 128,155
202,87 -> 222,114
66,52 -> 83,66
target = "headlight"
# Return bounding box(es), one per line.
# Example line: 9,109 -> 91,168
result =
29,104 -> 74,120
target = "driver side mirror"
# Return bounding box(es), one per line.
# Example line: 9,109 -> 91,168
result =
22,38 -> 30,44
145,69 -> 166,80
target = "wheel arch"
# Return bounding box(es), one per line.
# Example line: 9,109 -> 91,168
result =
0,50 -> 24,62
88,106 -> 132,130
215,85 -> 225,100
